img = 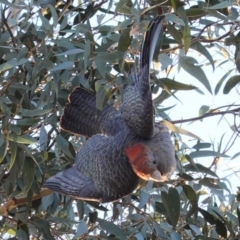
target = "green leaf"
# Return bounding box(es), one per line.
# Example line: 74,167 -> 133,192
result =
170,0 -> 177,12
99,219 -> 127,240
183,186 -> 199,219
50,61 -> 74,72
93,51 -> 124,62
182,25 -> 191,54
170,231 -> 182,239
89,211 -> 98,224
74,221 -> 88,238
56,135 -> 74,159
223,75 -> 240,94
215,219 -> 227,238
0,58 -> 28,72
95,85 -> 116,111
162,120 -> 203,141
17,226 -> 29,240
115,0 -> 128,13
166,13 -> 185,26
21,108 -> 52,117
185,154 -> 199,170
198,207 -> 216,224
138,190 -> 149,209
199,105 -> 209,116
192,142 -> 211,149
9,141 -> 17,171
40,126 -> 48,151
114,18 -> 132,31
84,39 -> 90,70
195,236 -> 218,240
118,28 -> 132,72
75,23 -> 91,34
161,188 -> 180,229
186,8 -> 206,20
95,60 -> 107,79
47,4 -> 58,28
184,163 -> 218,177
9,133 -> 36,144
237,208 -> 240,226
189,150 -> 229,158
41,194 -> 55,210
231,152 -> 240,160
215,69 -> 234,95
22,158 -> 35,193
49,216 -> 79,224
39,13 -> 51,30
115,0 -> 132,14
0,142 -> 8,163
54,49 -> 84,56
179,56 -> 212,93
190,41 -> 214,70
199,178 -> 222,190
0,0 -> 26,8
76,200 -> 84,220
178,173 -> 194,181
15,118 -> 40,126
34,218 -> 55,240
155,201 -> 167,215
182,185 -> 198,204
167,24 -> 181,43
128,214 -> 144,222
160,78 -> 196,90
204,2 -> 233,9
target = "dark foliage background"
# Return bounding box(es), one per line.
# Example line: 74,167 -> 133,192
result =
0,0 -> 240,239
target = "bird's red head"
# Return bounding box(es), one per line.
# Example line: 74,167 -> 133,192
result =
125,143 -> 164,181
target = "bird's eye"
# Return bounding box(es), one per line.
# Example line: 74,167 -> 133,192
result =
153,160 -> 156,164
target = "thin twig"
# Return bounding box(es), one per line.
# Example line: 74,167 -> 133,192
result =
171,107 -> 240,124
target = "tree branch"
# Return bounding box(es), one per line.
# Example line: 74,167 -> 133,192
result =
0,188 -> 52,216
170,107 -> 240,124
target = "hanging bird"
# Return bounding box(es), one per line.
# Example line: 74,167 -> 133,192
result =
43,16 -> 176,203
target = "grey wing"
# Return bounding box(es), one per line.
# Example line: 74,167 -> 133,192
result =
120,16 -> 165,139
43,134 -> 139,203
43,167 -> 103,202
60,87 -> 124,137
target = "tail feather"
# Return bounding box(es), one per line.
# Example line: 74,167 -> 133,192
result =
136,16 -> 165,96
120,16 -> 165,139
141,16 -> 165,70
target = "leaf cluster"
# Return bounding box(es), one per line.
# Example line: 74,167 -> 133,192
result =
0,0 -> 240,239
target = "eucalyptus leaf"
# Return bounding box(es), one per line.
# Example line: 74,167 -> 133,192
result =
160,78 -> 196,90
9,133 -> 36,144
189,150 -> 229,158
56,135 -> 74,159
223,75 -> 240,94
204,2 -> 233,9
99,219 -> 127,240
22,158 -> 35,193
215,69 -> 234,95
74,221 -> 88,238
184,163 -> 218,177
55,49 -> 84,56
8,141 -> 17,171
161,188 -> 180,229
190,41 -> 215,70
179,56 -> 212,93
47,4 -> 58,28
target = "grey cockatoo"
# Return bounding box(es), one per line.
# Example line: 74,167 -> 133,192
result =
43,16 -> 176,203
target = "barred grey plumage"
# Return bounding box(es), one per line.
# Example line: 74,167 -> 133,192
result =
43,16 -> 176,203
